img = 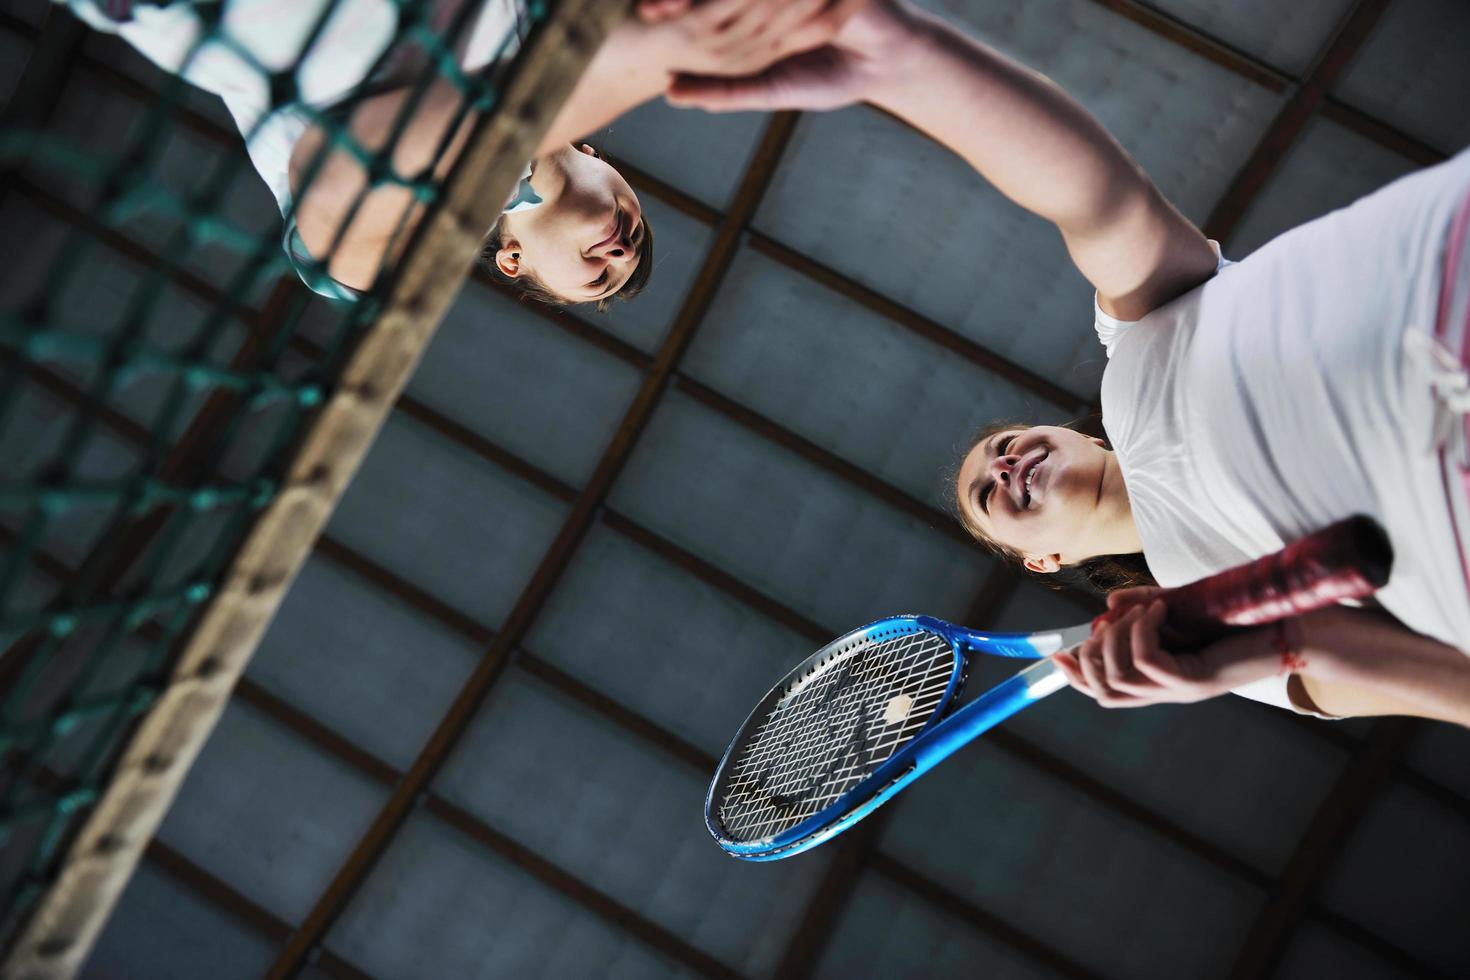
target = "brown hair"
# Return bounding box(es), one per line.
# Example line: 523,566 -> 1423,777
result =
950,420 -> 1155,594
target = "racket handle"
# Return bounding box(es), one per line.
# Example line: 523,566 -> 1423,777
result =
1154,516 -> 1392,650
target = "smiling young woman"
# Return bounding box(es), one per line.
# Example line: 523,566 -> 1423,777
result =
671,0 -> 1470,727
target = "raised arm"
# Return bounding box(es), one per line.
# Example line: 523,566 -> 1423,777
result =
668,0 -> 1219,320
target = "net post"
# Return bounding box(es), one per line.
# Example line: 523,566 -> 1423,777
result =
1,2 -> 625,976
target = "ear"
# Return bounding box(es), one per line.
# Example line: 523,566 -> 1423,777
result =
1023,554 -> 1062,574
494,238 -> 522,279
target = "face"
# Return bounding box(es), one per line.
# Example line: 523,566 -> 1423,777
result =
495,144 -> 644,303
956,425 -> 1117,572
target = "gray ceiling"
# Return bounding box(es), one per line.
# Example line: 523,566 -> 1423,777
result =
2,0 -> 1470,977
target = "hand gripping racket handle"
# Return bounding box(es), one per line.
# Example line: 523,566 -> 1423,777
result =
1120,515 -> 1393,651
921,516 -> 1393,781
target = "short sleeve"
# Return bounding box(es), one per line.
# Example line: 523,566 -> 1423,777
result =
1093,240 -> 1231,357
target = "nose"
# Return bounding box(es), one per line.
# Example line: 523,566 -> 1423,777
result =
590,233 -> 630,261
989,453 -> 1017,484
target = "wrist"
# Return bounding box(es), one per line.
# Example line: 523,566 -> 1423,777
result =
849,1 -> 935,109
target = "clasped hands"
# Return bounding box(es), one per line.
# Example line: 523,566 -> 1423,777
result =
633,0 -> 904,112
1051,588 -> 1305,709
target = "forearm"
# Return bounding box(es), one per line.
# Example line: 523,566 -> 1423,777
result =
862,4 -> 1213,313
1294,608 -> 1470,727
289,78 -> 472,287
868,7 -> 1148,236
535,19 -> 673,156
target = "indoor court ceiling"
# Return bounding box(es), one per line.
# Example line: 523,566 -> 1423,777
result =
2,0 -> 1469,977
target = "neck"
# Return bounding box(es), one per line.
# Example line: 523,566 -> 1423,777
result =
1082,453 -> 1142,559
526,145 -> 575,202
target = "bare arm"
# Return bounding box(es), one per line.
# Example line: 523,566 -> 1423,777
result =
668,0 -> 1220,319
1293,608 -> 1470,725
1056,597 -> 1470,728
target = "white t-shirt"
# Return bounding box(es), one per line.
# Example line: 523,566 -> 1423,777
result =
1096,150 -> 1470,715
68,0 -> 536,297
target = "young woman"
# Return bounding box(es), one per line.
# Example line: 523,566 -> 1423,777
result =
59,0 -> 857,302
665,0 -> 1470,726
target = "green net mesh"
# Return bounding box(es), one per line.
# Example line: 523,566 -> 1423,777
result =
0,0 -> 549,945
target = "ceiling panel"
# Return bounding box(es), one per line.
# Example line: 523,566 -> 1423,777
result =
686,246 -> 1070,510
434,669 -> 832,977
1225,116 -> 1419,257
156,700 -> 389,924
245,554 -> 479,771
524,523 -> 815,757
1143,0 -> 1353,76
84,862 -> 278,980
1334,0 -> 1470,154
1405,724 -> 1470,799
878,739 -> 1264,980
0,26 -> 30,107
816,871 -> 1066,980
1007,688 -> 1349,876
1274,921 -> 1422,980
592,99 -> 769,211
406,280 -> 644,489
325,812 -> 699,979
609,391 -> 995,629
1318,780 -> 1470,976
325,412 -> 569,627
754,106 -> 1105,400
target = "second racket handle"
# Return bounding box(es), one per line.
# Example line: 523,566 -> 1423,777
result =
1158,515 -> 1392,650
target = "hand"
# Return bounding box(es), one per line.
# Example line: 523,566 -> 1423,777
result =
1053,599 -> 1285,709
636,0 -> 869,80
663,0 -> 911,112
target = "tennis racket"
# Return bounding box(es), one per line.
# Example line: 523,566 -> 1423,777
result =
706,515 -> 1392,861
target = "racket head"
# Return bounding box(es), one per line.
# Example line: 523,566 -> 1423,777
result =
706,615 -> 966,860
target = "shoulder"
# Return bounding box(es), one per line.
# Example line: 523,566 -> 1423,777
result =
1093,240 -> 1232,357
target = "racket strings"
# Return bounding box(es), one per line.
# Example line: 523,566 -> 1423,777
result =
717,629 -> 954,843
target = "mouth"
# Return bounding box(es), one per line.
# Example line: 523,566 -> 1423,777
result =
1016,450 -> 1047,509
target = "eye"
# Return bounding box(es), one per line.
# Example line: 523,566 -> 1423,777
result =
588,269 -> 610,290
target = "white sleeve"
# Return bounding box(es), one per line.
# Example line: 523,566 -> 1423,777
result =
1093,240 -> 1232,358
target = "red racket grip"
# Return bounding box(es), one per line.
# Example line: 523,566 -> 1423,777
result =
1098,516 -> 1392,652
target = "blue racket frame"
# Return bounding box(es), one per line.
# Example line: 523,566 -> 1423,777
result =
706,614 -> 1090,861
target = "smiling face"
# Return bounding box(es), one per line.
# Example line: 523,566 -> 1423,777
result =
494,144 -> 646,304
955,424 -> 1137,572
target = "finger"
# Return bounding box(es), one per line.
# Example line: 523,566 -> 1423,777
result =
1052,651 -> 1090,694
1099,606 -> 1142,692
685,0 -> 758,34
636,0 -> 689,24
1077,639 -> 1110,700
711,0 -> 828,58
667,71 -> 791,113
1130,600 -> 1184,687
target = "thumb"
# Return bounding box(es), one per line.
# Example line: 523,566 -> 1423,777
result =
667,72 -> 787,113
635,0 -> 689,23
